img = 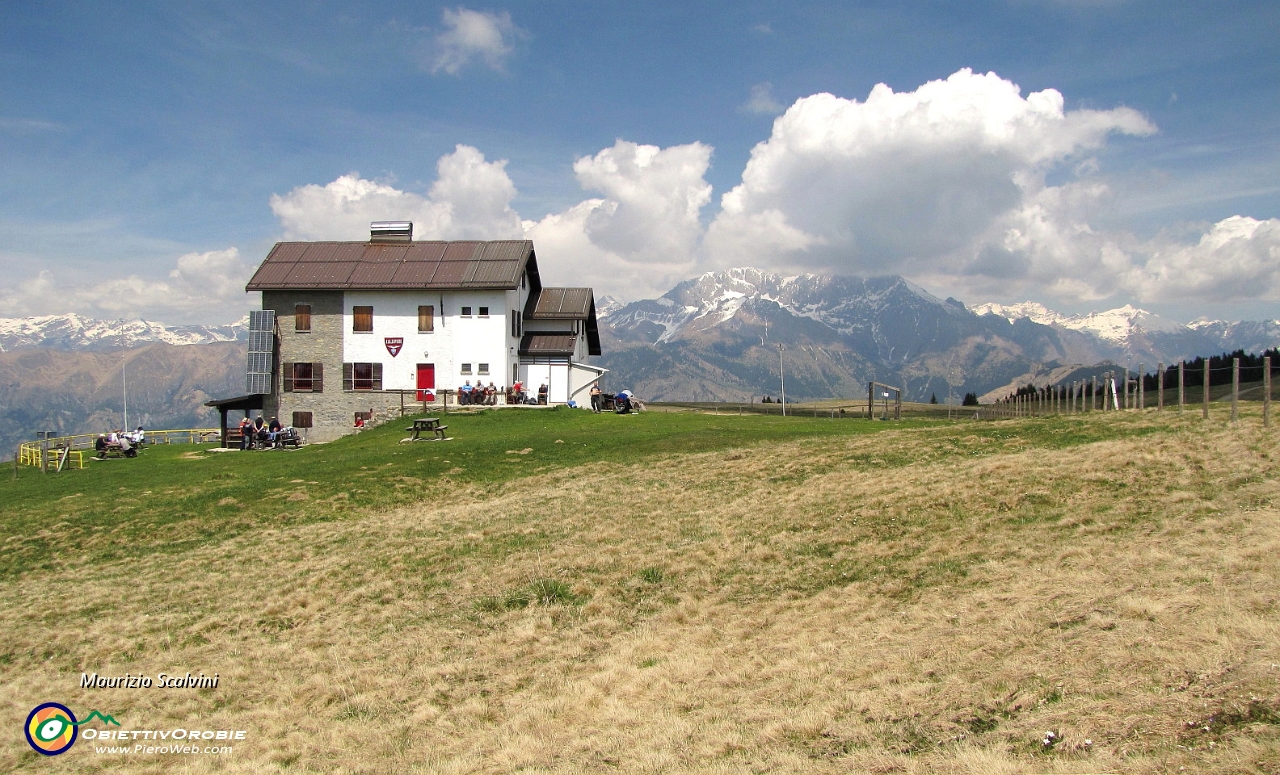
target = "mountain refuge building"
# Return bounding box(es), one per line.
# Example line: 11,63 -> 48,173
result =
238,222 -> 603,442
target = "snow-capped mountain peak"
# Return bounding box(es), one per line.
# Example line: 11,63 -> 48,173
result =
972,301 -> 1183,345
0,314 -> 247,352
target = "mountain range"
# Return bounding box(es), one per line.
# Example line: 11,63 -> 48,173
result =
0,314 -> 246,352
596,268 -> 1280,402
1,271 -> 1277,457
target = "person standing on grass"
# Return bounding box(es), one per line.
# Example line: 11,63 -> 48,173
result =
590,382 -> 603,413
239,417 -> 252,449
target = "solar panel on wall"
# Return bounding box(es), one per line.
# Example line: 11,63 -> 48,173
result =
246,310 -> 276,395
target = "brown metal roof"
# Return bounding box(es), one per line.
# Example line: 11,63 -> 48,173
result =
519,332 -> 578,356
524,287 -> 601,356
527,287 -> 594,319
245,240 -> 535,291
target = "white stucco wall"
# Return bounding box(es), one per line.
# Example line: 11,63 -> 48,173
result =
342,288 -> 525,390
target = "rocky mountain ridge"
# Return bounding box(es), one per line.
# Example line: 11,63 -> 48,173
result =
596,268 -> 1280,401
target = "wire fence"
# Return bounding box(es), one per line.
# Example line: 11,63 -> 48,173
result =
972,356 -> 1274,426
652,356 -> 1278,427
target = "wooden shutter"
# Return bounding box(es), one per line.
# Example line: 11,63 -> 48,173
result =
353,306 -> 373,332
312,362 -> 323,393
295,304 -> 311,332
343,363 -> 353,391
418,305 -> 434,332
373,363 -> 383,390
292,411 -> 313,428
283,362 -> 294,392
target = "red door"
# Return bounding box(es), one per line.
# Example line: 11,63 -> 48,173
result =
416,363 -> 435,401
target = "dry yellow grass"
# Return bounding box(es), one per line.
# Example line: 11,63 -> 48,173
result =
4,410 -> 1280,773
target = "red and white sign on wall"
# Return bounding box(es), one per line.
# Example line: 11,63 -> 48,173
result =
384,337 -> 404,357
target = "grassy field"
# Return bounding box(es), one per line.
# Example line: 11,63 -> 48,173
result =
2,405 -> 1279,773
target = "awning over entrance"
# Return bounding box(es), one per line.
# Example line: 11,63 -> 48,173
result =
519,332 -> 576,357
204,394 -> 265,447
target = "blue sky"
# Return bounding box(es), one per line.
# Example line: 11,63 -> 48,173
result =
1,1 -> 1277,323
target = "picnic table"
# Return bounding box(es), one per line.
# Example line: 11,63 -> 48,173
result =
405,417 -> 449,441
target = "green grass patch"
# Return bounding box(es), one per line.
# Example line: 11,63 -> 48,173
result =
0,407 -> 1188,580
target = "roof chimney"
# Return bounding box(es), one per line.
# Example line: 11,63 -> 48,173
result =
370,221 -> 413,243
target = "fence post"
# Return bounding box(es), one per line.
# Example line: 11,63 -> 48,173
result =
1157,363 -> 1164,411
1138,364 -> 1144,410
1203,359 -> 1211,419
1265,356 -> 1271,428
1178,362 -> 1185,412
1232,357 -> 1239,423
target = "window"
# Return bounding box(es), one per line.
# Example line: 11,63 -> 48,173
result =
283,362 -> 323,392
343,362 -> 382,391
461,306 -> 472,317
478,363 -> 490,375
478,306 -> 489,317
352,306 -> 373,332
510,309 -> 521,338
354,411 -> 373,425
460,363 -> 472,375
292,412 -> 313,429
418,305 -> 434,332
295,304 -> 311,333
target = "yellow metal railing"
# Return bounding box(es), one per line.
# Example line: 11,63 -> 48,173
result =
16,428 -> 221,470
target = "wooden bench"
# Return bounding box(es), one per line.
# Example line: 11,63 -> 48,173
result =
405,418 -> 449,441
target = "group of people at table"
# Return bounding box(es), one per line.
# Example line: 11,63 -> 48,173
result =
237,415 -> 282,449
94,426 -> 145,457
455,380 -> 549,406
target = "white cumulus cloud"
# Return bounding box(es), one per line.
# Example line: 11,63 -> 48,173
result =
524,140 -> 713,298
269,145 -> 523,241
706,68 -> 1156,281
427,7 -> 523,75
0,248 -> 253,321
1127,216 -> 1280,302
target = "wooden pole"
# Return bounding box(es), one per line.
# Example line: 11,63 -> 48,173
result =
1138,363 -> 1144,410
1232,357 -> 1239,423
1157,363 -> 1164,411
1265,356 -> 1271,428
1091,376 -> 1097,411
1178,362 -> 1185,412
1203,359 -> 1210,420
